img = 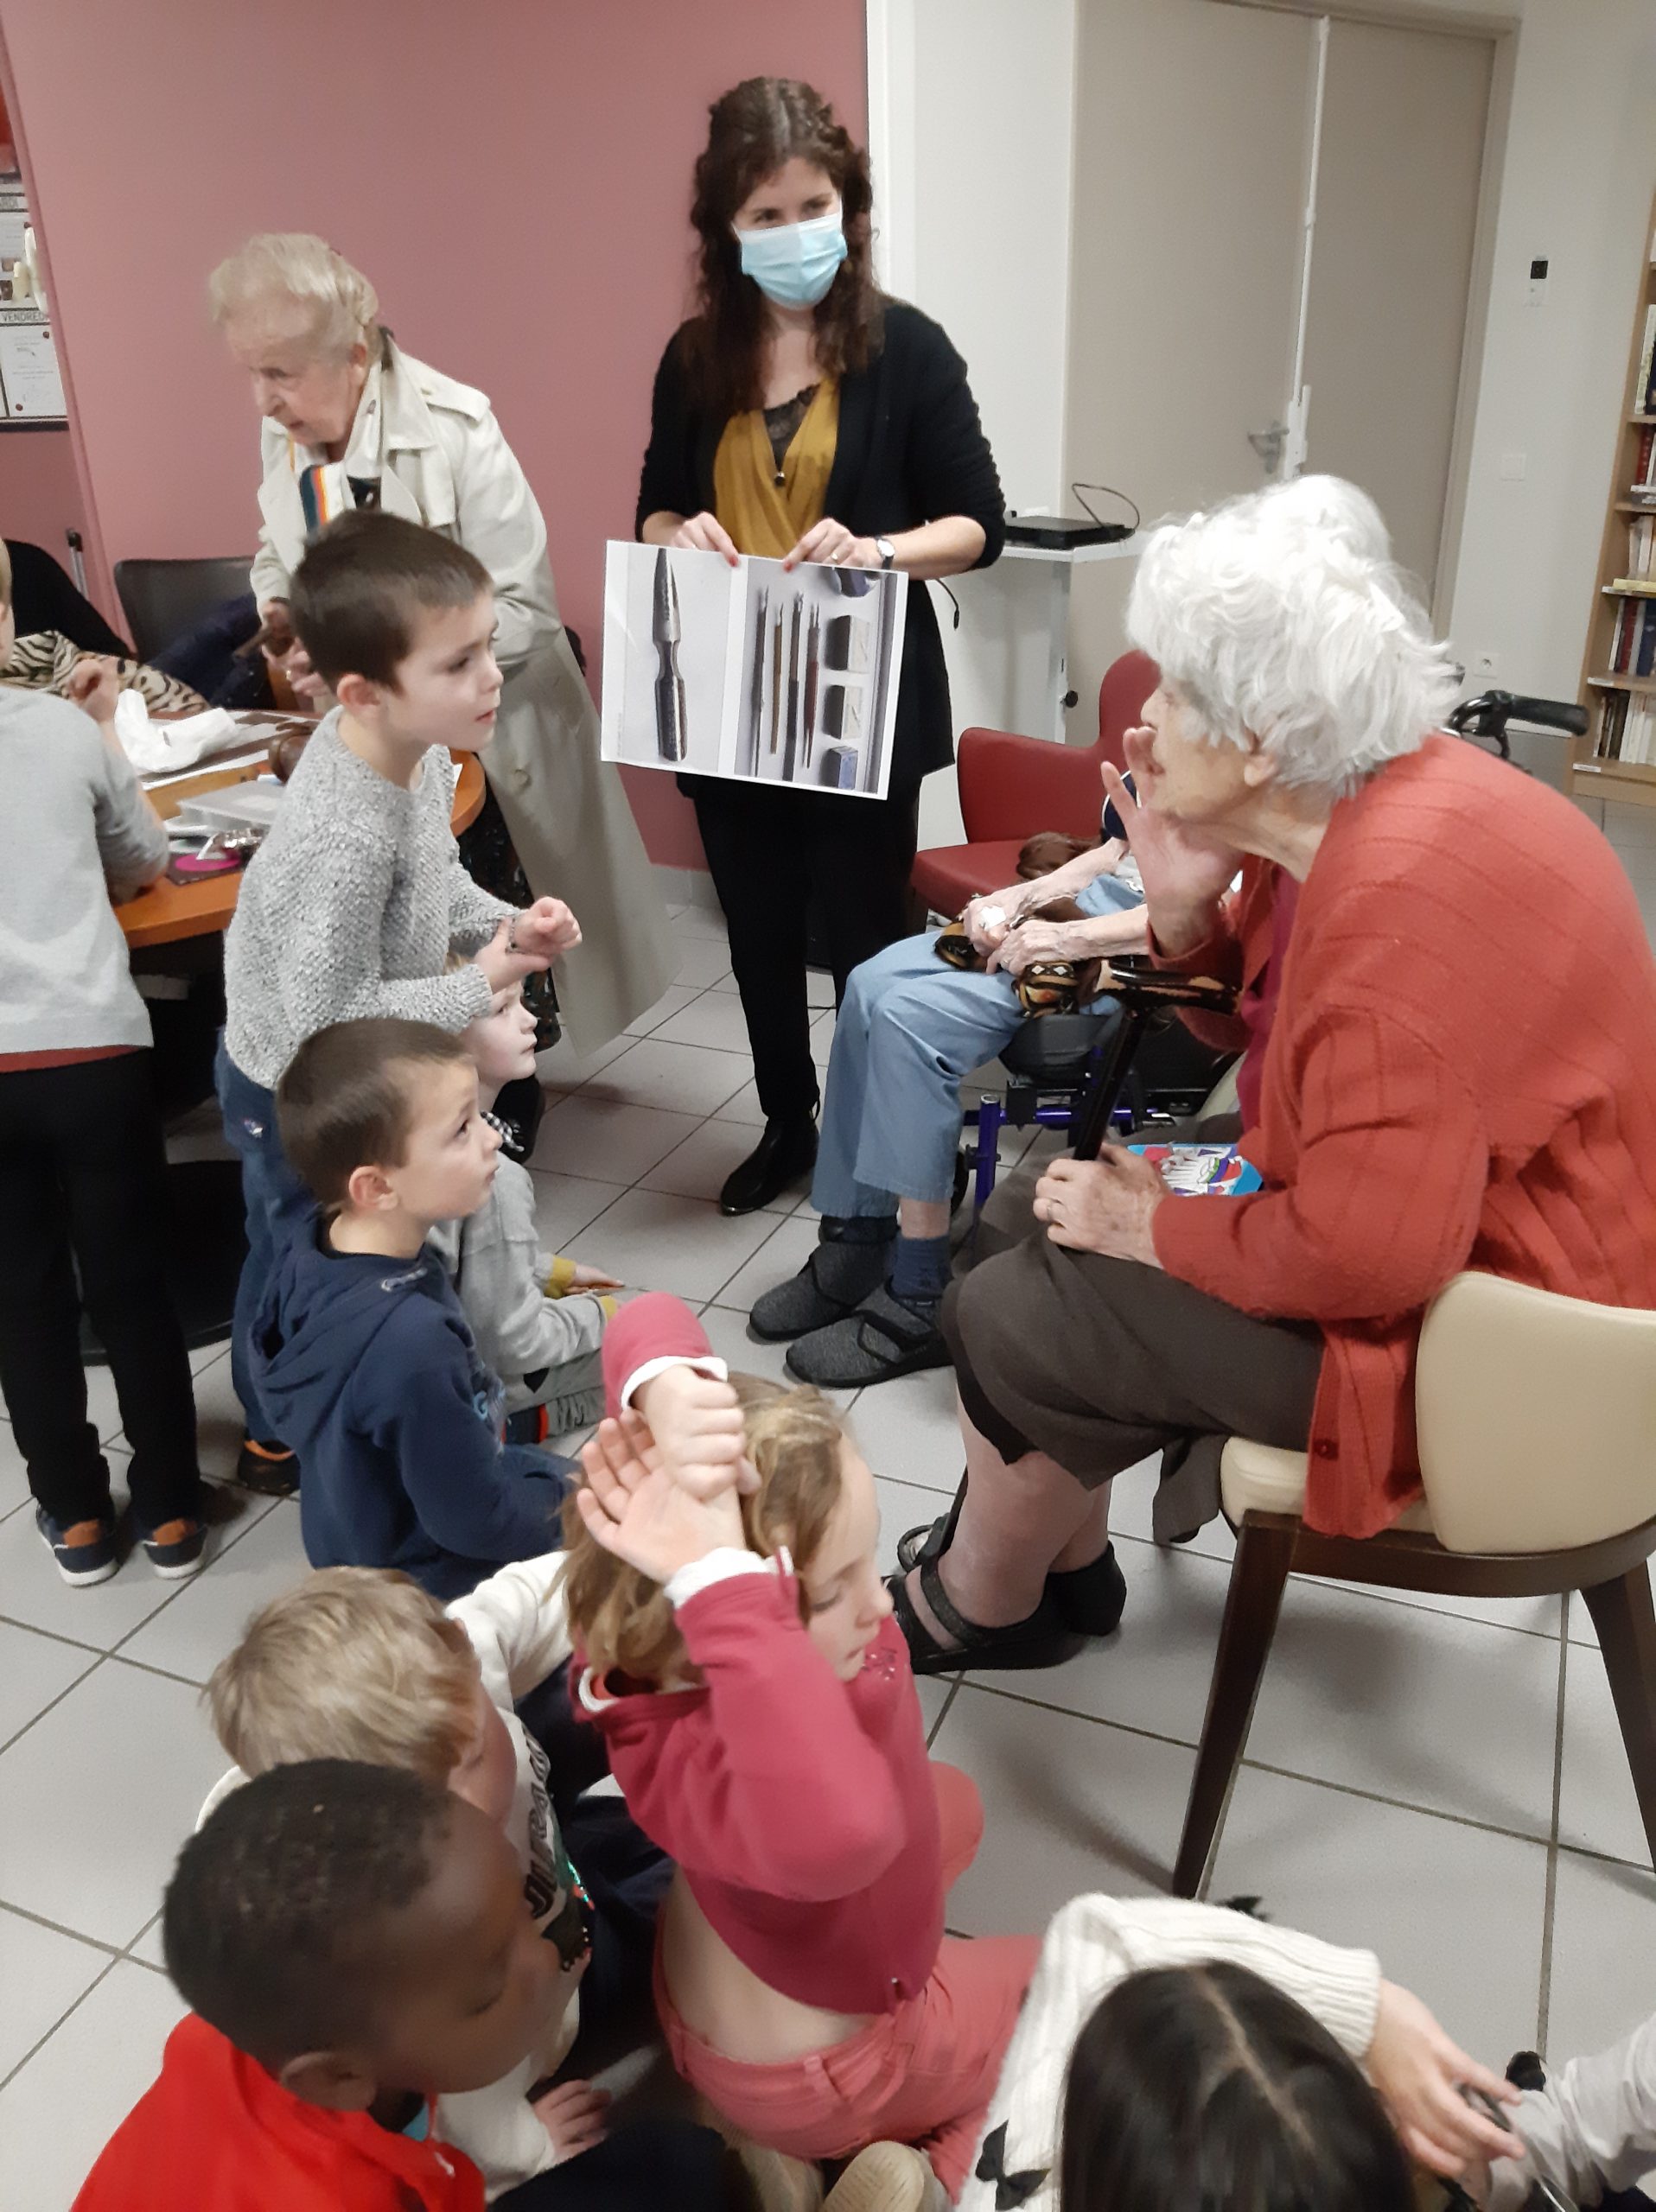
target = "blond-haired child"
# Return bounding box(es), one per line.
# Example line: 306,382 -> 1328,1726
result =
202,1552 -> 673,2202
563,1293 -> 1036,2206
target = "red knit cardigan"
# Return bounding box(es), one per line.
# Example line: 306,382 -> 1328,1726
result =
1152,734 -> 1656,1536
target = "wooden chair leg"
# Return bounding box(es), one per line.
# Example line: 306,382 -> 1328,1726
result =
1172,1516 -> 1296,1898
1581,1564 -> 1656,1872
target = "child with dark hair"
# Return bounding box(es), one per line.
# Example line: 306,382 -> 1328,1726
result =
962,1893 -> 1525,2212
217,511 -> 582,1495
258,1016 -> 573,1599
74,1759 -> 735,2212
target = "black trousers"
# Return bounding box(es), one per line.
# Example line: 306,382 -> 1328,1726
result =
0,1052 -> 201,1529
691,778 -> 921,1122
496,2120 -> 739,2212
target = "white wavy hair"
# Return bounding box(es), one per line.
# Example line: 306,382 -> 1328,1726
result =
207,232 -> 379,362
1126,475 -> 1459,797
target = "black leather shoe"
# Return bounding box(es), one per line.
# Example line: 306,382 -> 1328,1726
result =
719,1115 -> 818,1215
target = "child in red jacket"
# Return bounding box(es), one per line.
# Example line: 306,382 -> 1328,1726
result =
564,1294 -> 1040,2201
73,1758 -> 732,2212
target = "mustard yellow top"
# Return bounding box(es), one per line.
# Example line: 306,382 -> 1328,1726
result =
711,378 -> 840,559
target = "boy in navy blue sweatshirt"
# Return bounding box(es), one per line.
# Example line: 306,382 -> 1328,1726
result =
258,1017 -> 571,1599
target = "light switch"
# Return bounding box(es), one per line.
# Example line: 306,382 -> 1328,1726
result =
1525,257 -> 1550,302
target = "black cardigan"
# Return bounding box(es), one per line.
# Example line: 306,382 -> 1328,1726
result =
635,299 -> 1004,790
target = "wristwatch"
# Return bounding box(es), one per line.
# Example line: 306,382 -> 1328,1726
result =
875,536 -> 898,570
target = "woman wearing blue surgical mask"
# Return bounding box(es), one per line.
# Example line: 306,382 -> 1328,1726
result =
639,76 -> 1004,1215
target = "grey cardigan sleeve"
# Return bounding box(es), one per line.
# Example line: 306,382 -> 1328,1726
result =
449,1165 -> 606,1389
91,734 -> 168,899
1490,2014 -> 1656,2212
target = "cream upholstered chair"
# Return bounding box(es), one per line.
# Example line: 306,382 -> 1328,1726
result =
1173,1272 -> 1656,1897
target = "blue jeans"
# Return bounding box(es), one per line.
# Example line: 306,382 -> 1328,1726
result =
214,1039 -> 309,1445
811,873 -> 1143,1218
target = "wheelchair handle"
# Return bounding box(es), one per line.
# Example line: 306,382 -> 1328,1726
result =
1448,690 -> 1589,759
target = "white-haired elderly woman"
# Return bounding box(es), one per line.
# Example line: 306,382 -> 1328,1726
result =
889,475 -> 1656,1676
208,232 -> 673,1056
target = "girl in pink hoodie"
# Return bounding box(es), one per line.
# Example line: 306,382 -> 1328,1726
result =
563,1294 -> 1037,2200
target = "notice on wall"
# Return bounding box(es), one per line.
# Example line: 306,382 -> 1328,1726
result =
600,541 -> 907,799
0,315 -> 65,418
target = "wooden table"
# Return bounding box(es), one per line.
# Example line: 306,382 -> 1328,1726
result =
118,747 -> 487,947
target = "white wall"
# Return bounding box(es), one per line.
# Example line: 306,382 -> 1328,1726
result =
1438,0 -> 1656,702
878,0 -> 1656,904
868,0 -> 1081,849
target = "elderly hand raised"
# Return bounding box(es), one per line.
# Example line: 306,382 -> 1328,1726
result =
1103,734 -> 1239,955
1034,1149 -> 1165,1268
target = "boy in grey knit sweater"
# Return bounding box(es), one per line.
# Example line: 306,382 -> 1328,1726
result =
218,514 -> 581,1491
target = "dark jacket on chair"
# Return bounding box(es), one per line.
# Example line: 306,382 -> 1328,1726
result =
635,300 -> 1005,791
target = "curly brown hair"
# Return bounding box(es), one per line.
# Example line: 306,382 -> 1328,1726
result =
561,1373 -> 848,1685
682,75 -> 882,420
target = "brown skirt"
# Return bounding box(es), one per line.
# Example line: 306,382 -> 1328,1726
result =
942,1166 -> 1322,1542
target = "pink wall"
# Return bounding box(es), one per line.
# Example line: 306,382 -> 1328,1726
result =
0,0 -> 867,870
0,424 -> 86,562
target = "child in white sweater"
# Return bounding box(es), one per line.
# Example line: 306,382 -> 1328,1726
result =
965,1894 -> 1525,2212
202,1557 -> 666,2202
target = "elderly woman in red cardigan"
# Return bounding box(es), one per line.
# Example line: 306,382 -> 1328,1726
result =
892,477 -> 1656,1675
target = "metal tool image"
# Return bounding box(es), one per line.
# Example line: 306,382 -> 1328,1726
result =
743,585 -> 768,776
802,604 -> 821,770
651,547 -> 687,763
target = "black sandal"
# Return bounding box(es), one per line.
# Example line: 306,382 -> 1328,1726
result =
888,1514 -> 1083,1677
896,1481 -> 1127,1637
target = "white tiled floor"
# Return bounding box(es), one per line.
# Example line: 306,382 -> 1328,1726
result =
3,895 -> 1654,2205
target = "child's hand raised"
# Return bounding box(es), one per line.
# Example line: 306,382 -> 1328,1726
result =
476,918 -> 550,994
577,1410 -> 747,1584
530,2077 -> 610,2164
635,1364 -> 759,1499
512,896 -> 583,962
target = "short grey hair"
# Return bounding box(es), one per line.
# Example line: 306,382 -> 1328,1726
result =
1126,477 -> 1459,798
207,232 -> 379,362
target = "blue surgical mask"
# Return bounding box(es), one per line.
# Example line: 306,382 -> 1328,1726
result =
734,206 -> 848,309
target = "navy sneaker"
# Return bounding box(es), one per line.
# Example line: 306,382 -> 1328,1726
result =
137,1517 -> 207,1581
35,1506 -> 119,1586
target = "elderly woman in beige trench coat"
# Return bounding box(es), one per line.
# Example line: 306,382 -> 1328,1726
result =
209,231 -> 674,1054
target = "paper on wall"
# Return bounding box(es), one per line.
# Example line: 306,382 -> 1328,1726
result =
0,316 -> 64,417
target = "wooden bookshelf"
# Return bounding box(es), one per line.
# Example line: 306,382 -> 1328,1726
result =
1574,186 -> 1656,806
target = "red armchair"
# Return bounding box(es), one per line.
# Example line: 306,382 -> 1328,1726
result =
911,651 -> 1159,918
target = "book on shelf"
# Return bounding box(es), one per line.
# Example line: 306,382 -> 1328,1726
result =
1640,603 -> 1656,680
1635,426 -> 1656,490
1615,515 -> 1656,586
1596,690 -> 1656,766
1640,305 -> 1656,413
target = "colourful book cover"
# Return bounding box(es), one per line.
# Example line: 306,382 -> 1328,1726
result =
1129,1142 -> 1264,1196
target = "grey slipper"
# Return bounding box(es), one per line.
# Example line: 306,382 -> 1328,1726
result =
749,1224 -> 895,1343
784,1281 -> 950,1389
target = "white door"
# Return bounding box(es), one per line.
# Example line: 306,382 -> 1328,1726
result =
1063,0 -> 1322,722
1064,0 -> 1496,715
1297,16 -> 1494,606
